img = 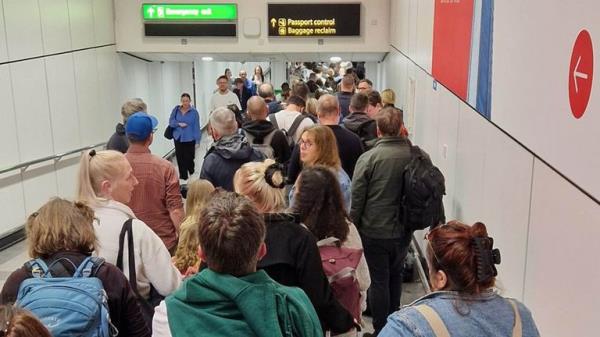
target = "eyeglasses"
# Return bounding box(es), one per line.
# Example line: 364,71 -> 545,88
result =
298,139 -> 314,149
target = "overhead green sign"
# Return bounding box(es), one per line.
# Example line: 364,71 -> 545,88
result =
142,4 -> 237,21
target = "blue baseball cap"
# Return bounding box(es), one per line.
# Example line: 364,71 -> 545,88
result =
125,112 -> 159,141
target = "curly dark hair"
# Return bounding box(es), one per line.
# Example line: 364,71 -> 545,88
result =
293,166 -> 349,242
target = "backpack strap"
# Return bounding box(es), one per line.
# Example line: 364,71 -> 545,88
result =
317,237 -> 341,247
26,258 -> 50,278
73,256 -> 104,278
509,299 -> 523,337
268,114 -> 279,129
287,114 -> 307,141
116,219 -> 147,301
262,128 -> 278,145
414,304 -> 451,337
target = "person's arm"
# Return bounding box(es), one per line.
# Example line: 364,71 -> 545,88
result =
296,232 -> 354,333
233,92 -> 242,110
139,223 -> 182,296
350,155 -> 369,229
193,110 -> 201,144
168,107 -> 179,128
165,166 -> 184,232
1,268 -> 27,304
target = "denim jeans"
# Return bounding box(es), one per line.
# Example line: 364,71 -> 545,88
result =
361,235 -> 410,335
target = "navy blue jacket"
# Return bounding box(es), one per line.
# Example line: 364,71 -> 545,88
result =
200,134 -> 264,191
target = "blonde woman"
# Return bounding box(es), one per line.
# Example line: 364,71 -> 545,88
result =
77,150 -> 181,322
233,159 -> 355,334
381,88 -> 396,108
291,125 -> 352,211
172,179 -> 215,275
0,198 -> 149,337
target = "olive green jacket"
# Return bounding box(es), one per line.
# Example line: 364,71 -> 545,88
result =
350,136 -> 412,239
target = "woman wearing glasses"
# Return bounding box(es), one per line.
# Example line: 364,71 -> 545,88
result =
379,221 -> 540,337
291,125 -> 352,211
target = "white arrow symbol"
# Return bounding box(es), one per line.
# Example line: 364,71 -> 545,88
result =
147,7 -> 155,18
573,55 -> 589,93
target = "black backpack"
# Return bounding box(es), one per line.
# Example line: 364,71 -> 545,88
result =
400,145 -> 446,232
268,113 -> 306,151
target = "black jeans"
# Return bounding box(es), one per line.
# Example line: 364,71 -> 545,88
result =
174,140 -> 195,180
362,235 -> 410,335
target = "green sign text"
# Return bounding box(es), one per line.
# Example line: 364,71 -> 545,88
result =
142,4 -> 237,21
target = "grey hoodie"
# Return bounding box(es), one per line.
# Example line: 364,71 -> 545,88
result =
200,133 -> 264,191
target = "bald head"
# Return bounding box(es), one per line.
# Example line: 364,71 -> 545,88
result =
247,96 -> 268,120
258,83 -> 274,100
317,94 -> 340,124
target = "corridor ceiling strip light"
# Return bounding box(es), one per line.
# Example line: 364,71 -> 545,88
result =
201,56 -> 213,61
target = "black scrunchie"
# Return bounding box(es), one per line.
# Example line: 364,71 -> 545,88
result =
89,149 -> 96,157
264,163 -> 286,189
472,237 -> 501,283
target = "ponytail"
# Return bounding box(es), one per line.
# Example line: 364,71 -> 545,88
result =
77,150 -> 126,207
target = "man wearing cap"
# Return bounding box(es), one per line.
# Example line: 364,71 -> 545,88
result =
125,112 -> 185,254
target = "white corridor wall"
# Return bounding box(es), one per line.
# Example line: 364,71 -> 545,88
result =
0,0 -> 193,238
384,1 -> 600,336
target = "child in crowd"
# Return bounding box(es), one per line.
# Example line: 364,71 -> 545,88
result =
172,179 -> 215,276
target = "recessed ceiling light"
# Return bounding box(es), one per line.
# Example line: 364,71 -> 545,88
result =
330,56 -> 342,63
201,56 -> 213,61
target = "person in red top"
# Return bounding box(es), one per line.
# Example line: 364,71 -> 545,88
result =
125,112 -> 185,254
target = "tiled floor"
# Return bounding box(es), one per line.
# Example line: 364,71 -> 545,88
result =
0,240 -> 427,336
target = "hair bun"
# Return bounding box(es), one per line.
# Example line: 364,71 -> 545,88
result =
264,163 -> 285,189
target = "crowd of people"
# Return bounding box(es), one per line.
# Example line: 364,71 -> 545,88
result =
0,63 -> 539,337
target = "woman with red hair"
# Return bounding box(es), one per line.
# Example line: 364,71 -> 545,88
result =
379,221 -> 540,337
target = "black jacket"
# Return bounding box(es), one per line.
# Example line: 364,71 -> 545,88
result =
1,252 -> 150,337
200,134 -> 264,191
106,123 -> 129,153
234,87 -> 253,111
241,120 -> 291,163
258,213 -> 354,334
343,111 -> 378,148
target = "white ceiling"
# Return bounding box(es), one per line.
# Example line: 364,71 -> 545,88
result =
130,52 -> 387,63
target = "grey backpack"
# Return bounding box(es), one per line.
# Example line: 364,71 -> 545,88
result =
243,129 -> 277,159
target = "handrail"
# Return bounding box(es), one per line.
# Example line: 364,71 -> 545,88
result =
0,142 -> 107,175
163,147 -> 176,160
411,234 -> 432,294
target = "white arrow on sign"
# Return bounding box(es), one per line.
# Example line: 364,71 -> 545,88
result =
147,7 -> 155,18
573,55 -> 589,93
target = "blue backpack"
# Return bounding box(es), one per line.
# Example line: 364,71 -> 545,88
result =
16,256 -> 116,337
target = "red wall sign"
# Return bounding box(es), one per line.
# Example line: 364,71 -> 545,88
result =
568,30 -> 594,119
432,0 -> 474,100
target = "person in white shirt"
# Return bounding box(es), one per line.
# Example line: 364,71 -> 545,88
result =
209,75 -> 241,114
269,95 -> 314,143
77,149 -> 182,300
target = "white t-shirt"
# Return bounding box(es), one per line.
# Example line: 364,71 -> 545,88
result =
271,109 -> 315,142
210,90 -> 241,113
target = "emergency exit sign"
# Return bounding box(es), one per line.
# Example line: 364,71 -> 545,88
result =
142,4 -> 237,21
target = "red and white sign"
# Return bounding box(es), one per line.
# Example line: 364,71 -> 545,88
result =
568,30 -> 594,119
